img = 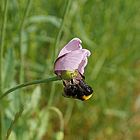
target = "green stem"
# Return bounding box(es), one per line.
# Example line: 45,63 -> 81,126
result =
0,0 -> 9,139
48,107 -> 64,132
52,0 -> 72,62
48,0 -> 72,108
48,82 -> 56,106
19,0 -> 32,83
47,1 -> 72,128
0,76 -> 61,100
46,2 -> 72,135
0,111 -> 2,140
0,0 -> 8,93
49,0 -> 72,105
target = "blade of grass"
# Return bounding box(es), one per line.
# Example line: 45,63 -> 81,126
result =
5,105 -> 24,140
0,0 -> 8,92
91,51 -> 107,80
0,0 -> 9,139
19,0 -> 32,83
48,107 -> 64,140
52,0 -> 72,62
48,107 -> 64,132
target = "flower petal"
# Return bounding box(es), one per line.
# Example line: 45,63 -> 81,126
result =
78,57 -> 88,74
58,38 -> 82,57
78,49 -> 91,74
54,49 -> 90,74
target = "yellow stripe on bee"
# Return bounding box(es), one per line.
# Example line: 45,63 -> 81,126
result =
82,94 -> 93,100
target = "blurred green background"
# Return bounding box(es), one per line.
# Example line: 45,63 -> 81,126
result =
0,0 -> 140,140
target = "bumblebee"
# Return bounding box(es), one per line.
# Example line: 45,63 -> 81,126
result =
63,79 -> 93,101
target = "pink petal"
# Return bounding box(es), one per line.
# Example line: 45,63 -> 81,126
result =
58,38 -> 82,57
78,49 -> 91,74
78,57 -> 88,74
54,49 -> 90,73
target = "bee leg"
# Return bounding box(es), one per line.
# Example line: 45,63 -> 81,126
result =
71,79 -> 74,84
79,80 -> 93,94
63,81 -> 66,87
79,72 -> 85,79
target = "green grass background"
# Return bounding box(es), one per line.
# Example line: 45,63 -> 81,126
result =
0,0 -> 140,140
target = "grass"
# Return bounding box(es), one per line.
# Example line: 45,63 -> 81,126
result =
0,0 -> 140,140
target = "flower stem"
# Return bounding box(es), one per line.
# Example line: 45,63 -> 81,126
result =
0,76 -> 61,101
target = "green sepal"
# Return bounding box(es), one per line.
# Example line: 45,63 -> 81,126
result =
61,70 -> 78,80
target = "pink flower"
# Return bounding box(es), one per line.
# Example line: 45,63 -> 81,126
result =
54,38 -> 93,101
54,38 -> 91,76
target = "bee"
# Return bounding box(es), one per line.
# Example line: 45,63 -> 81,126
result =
63,79 -> 93,101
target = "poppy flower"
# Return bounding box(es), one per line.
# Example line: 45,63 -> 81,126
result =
54,38 -> 93,101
